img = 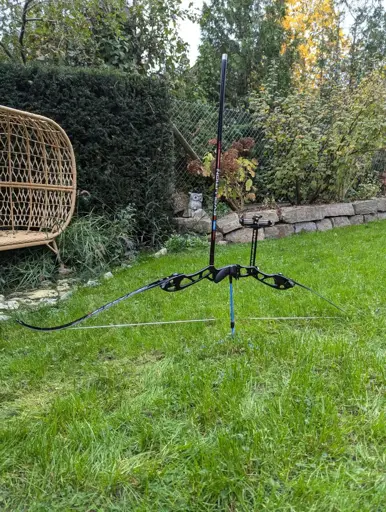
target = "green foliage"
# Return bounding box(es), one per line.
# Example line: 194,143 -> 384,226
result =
59,206 -> 137,273
0,0 -> 193,86
258,0 -> 298,94
188,138 -> 258,211
202,196 -> 232,219
346,182 -> 381,201
0,0 -> 126,65
164,233 -> 208,253
0,248 -> 57,293
193,0 -> 386,105
342,0 -> 386,84
215,200 -> 232,218
0,207 -> 136,293
0,62 -> 174,244
251,69 -> 386,203
196,0 -> 291,106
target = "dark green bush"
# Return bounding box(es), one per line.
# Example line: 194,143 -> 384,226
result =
0,63 -> 174,245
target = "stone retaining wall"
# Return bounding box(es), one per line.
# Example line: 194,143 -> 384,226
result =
175,198 -> 386,243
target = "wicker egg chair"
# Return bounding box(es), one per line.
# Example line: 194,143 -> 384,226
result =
0,105 -> 76,258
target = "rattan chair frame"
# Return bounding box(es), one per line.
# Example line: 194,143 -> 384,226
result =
0,105 -> 76,256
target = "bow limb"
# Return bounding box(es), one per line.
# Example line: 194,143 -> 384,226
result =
288,279 -> 346,313
238,265 -> 295,289
238,265 -> 345,313
160,266 -> 215,291
17,276 -> 175,332
17,266 -> 217,332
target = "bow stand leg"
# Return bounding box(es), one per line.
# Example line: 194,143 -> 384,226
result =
239,215 -> 272,267
229,274 -> 235,337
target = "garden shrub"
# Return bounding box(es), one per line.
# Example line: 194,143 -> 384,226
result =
187,137 -> 258,211
251,70 -> 386,204
0,206 -> 137,293
0,63 -> 174,245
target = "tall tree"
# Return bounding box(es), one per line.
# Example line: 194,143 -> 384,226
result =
257,0 -> 298,95
195,0 -> 311,106
196,0 -> 266,106
339,0 -> 386,86
0,0 -> 192,84
280,0 -> 348,88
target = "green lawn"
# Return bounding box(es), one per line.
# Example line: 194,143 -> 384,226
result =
1,222 -> 386,511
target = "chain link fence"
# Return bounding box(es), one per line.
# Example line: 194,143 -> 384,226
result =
171,98 -> 386,201
171,99 -> 263,193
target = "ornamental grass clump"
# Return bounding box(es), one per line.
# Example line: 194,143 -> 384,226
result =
59,206 -> 137,274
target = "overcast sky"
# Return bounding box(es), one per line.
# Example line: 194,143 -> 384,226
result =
180,0 -> 204,65
179,0 -> 386,65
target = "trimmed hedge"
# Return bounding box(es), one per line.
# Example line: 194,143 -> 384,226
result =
0,64 -> 174,245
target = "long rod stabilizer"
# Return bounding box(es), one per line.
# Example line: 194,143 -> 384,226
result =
209,53 -> 227,267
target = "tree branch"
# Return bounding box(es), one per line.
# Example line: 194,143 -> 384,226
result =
19,0 -> 35,64
349,146 -> 386,157
342,0 -> 355,19
172,123 -> 201,161
0,41 -> 15,61
25,0 -> 39,14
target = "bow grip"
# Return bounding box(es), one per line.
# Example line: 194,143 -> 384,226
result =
214,265 -> 238,283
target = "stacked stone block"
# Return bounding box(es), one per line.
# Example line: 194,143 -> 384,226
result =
175,197 -> 386,243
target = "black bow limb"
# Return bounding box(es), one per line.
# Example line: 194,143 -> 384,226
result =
16,276 -> 171,332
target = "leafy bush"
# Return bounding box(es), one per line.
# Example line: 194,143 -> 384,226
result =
203,199 -> 231,219
0,207 -> 136,293
165,234 -> 208,253
251,70 -> 386,204
187,137 -> 258,211
346,182 -> 381,201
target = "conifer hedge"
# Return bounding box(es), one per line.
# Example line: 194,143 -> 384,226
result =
0,64 -> 174,244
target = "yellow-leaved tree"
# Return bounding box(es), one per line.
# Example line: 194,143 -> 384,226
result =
281,0 -> 349,87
